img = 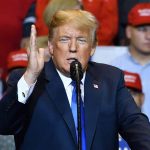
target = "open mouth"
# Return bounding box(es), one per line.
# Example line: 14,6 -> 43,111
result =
67,58 -> 77,64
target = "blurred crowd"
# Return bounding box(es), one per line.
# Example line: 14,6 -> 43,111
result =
0,0 -> 149,149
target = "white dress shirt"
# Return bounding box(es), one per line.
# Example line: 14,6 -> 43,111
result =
17,70 -> 85,105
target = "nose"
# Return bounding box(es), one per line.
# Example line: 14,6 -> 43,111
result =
69,38 -> 77,52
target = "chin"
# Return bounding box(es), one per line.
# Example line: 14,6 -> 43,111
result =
63,66 -> 70,74
63,70 -> 70,77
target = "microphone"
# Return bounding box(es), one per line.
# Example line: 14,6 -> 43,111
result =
70,59 -> 83,82
70,59 -> 83,150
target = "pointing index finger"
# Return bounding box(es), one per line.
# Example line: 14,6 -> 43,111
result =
30,24 -> 37,52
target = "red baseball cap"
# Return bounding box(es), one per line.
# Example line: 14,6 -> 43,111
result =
7,48 -> 28,71
128,3 -> 150,26
123,71 -> 142,92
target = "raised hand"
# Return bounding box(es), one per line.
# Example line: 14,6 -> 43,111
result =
24,25 -> 45,86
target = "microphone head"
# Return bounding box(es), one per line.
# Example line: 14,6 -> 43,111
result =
70,59 -> 83,81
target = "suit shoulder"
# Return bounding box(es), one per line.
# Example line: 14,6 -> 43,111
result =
89,61 -> 122,75
87,61 -> 124,83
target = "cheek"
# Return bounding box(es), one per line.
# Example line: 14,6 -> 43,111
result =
79,51 -> 90,60
53,46 -> 67,56
79,51 -> 91,67
132,35 -> 143,46
132,32 -> 145,42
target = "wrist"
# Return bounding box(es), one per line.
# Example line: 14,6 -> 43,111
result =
24,70 -> 38,86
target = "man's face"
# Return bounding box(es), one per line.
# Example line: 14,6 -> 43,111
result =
126,25 -> 150,55
48,24 -> 95,76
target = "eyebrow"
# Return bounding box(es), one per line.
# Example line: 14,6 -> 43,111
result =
59,36 -> 70,38
59,35 -> 88,39
77,36 -> 87,39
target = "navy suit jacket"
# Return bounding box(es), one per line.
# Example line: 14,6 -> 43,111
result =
0,60 -> 150,150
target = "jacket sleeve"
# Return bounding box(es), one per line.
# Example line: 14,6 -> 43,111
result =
117,71 -> 150,150
0,69 -> 27,135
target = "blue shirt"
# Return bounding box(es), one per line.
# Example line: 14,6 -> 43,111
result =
110,51 -> 150,121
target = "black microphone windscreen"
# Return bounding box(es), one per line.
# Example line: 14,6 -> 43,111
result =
70,60 -> 83,81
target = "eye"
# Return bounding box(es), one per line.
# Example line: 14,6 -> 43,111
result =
77,38 -> 87,44
136,26 -> 147,32
59,37 -> 70,43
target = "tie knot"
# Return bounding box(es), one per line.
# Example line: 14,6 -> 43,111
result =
71,81 -> 76,88
71,81 -> 82,87
71,81 -> 83,97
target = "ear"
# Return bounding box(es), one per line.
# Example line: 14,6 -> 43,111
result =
140,93 -> 145,106
48,41 -> 54,56
126,25 -> 132,39
90,47 -> 96,57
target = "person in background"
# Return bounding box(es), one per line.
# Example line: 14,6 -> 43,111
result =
111,2 -> 150,120
35,0 -> 81,63
119,70 -> 144,150
0,0 -> 36,79
6,49 -> 28,80
35,0 -> 81,36
36,0 -> 118,45
0,49 -> 28,150
0,9 -> 150,150
124,71 -> 144,108
117,0 -> 150,45
0,48 -> 28,95
78,0 -> 118,45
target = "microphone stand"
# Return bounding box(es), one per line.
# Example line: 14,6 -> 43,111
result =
70,60 -> 83,150
75,75 -> 82,150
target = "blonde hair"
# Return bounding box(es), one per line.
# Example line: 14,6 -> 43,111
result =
49,9 -> 98,47
43,0 -> 81,27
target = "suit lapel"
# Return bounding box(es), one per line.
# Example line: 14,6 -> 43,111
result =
44,60 -> 77,144
84,66 -> 102,150
43,60 -> 102,148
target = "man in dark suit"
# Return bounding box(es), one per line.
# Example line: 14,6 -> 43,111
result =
0,9 -> 150,150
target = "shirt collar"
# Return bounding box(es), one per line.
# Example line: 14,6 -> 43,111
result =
56,69 -> 86,89
127,50 -> 150,66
